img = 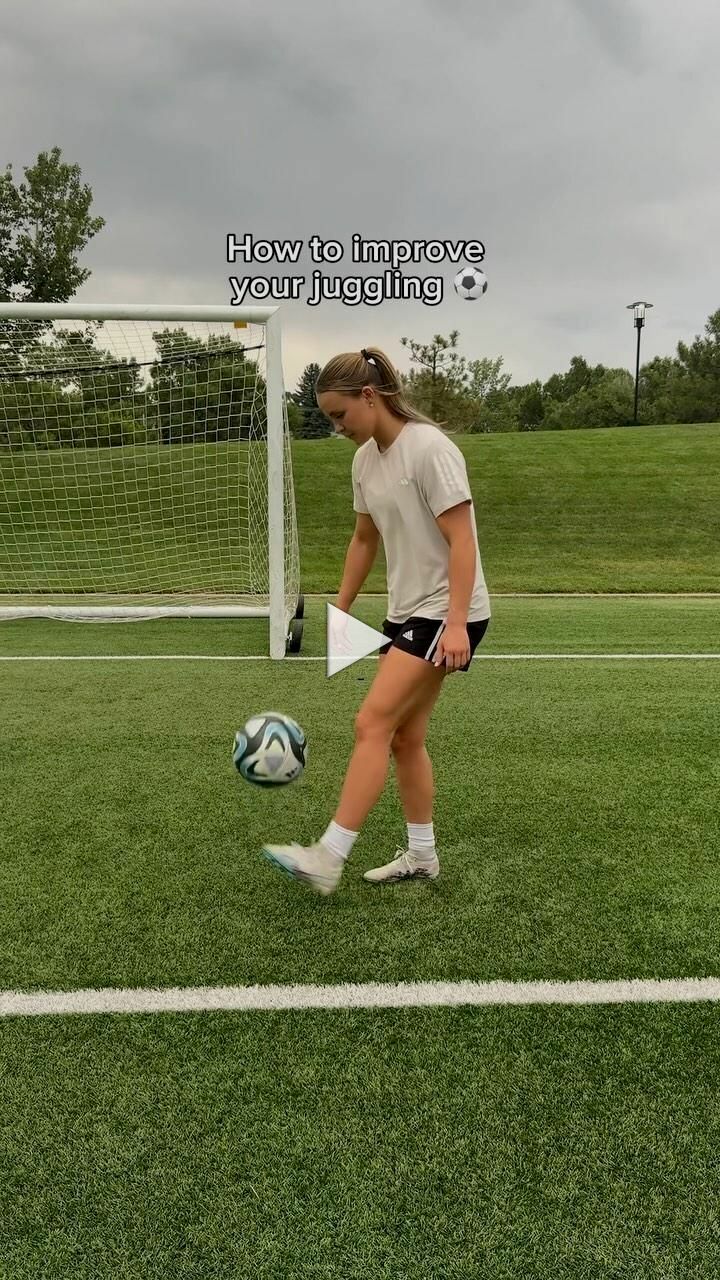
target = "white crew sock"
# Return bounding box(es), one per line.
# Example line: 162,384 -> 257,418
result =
407,822 -> 437,863
321,820 -> 360,862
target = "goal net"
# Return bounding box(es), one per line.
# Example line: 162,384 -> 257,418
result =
0,304 -> 300,658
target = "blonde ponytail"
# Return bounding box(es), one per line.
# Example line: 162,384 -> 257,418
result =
315,347 -> 450,430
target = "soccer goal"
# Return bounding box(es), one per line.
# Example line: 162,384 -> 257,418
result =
0,303 -> 302,658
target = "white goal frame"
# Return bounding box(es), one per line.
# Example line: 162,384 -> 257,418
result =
0,303 -> 298,659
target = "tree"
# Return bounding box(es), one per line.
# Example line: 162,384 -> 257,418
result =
512,380 -> 545,431
637,355 -> 681,424
543,356 -> 607,404
672,308 -> 720,421
634,310 -> 720,425
464,355 -> 511,401
398,333 -> 518,432
0,325 -> 145,450
293,362 -> 330,438
147,329 -> 261,444
542,369 -> 634,430
476,394 -> 519,434
676,308 -> 720,380
0,147 -> 105,303
460,355 -> 516,433
285,397 -> 305,436
400,330 -> 466,420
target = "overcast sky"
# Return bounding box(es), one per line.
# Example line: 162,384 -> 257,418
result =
2,0 -> 719,390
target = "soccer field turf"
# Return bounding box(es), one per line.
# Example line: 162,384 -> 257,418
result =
1,595 -> 719,1278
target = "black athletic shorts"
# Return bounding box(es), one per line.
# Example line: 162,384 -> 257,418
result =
378,615 -> 490,672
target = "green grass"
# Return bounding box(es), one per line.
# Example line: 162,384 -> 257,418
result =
1,598 -> 720,1277
1,599 -> 719,992
4,1003 -> 720,1278
1,423 -> 720,1277
1,422 -> 719,593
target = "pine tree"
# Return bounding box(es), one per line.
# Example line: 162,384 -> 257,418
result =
294,362 -> 330,438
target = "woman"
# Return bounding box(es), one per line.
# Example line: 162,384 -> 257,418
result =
262,347 -> 491,895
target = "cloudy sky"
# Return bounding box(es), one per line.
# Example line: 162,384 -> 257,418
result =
2,0 -> 719,390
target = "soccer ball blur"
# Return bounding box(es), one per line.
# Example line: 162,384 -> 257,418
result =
453,266 -> 488,299
232,711 -> 308,786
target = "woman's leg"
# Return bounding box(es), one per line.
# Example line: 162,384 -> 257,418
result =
392,742 -> 436,825
332,647 -> 446,832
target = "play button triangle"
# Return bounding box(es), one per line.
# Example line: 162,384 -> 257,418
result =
326,603 -> 388,677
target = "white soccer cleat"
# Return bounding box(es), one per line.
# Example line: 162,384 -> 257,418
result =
261,840 -> 344,896
363,848 -> 440,884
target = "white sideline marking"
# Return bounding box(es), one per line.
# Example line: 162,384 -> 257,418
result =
2,977 -> 720,1018
1,654 -> 720,663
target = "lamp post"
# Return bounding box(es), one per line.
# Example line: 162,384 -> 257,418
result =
626,301 -> 653,424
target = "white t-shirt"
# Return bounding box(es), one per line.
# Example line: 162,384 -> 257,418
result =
351,421 -> 491,624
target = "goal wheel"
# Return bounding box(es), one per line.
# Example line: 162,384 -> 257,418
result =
287,618 -> 304,654
294,593 -> 304,620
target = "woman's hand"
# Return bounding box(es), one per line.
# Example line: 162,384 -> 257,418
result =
433,623 -> 471,673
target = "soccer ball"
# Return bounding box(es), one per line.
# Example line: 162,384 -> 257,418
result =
232,711 -> 308,786
454,266 -> 488,300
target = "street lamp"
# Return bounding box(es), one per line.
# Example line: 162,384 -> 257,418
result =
626,301 -> 653,424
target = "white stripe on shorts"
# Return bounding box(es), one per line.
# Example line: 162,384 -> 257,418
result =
424,620 -> 446,662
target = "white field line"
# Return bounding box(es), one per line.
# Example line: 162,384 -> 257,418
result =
1,654 -> 720,663
3,977 -> 720,1019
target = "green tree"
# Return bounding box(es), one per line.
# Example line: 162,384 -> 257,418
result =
637,355 -> 681,424
461,355 -> 516,433
634,310 -> 720,425
400,330 -> 466,420
464,355 -> 511,401
0,325 -> 144,449
475,393 -> 519,434
399,333 -> 518,433
543,369 -> 634,430
676,309 -> 720,380
672,308 -> 720,421
0,147 -> 105,303
404,370 -> 475,432
543,356 -> 607,404
147,329 -> 262,444
285,396 -> 305,436
512,380 -> 545,431
294,362 -> 330,438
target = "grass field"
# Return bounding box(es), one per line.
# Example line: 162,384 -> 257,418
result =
1,423 -> 720,1278
1,422 -> 719,593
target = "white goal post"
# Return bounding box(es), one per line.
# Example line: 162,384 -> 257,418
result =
0,303 -> 301,658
